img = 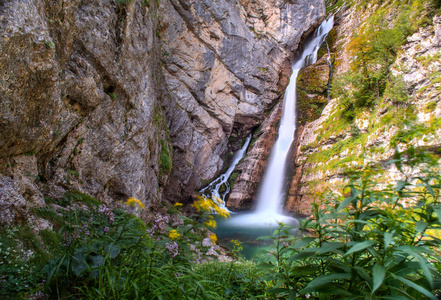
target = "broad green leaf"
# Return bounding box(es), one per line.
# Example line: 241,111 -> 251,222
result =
395,275 -> 437,299
289,264 -> 320,276
316,242 -> 344,254
395,247 -> 433,288
257,262 -> 274,270
345,240 -> 375,256
415,221 -> 428,233
292,237 -> 316,249
395,180 -> 406,191
288,251 -> 316,262
426,184 -> 435,197
104,243 -> 121,258
372,263 -> 385,294
72,255 -> 88,276
300,273 -> 351,294
266,287 -> 288,295
338,191 -> 360,211
353,266 -> 371,282
384,231 -> 394,248
434,208 -> 441,223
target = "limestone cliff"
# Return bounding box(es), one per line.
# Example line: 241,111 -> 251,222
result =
158,0 -> 325,203
0,0 -> 325,226
287,0 -> 441,215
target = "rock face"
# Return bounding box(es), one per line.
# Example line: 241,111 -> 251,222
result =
158,0 -> 325,202
0,0 -> 167,226
227,101 -> 282,210
286,3 -> 441,215
0,0 -> 325,225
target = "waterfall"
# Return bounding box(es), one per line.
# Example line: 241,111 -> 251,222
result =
200,134 -> 252,212
224,16 -> 334,227
255,16 -> 334,216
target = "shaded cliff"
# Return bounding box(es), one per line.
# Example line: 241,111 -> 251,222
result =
0,0 -> 170,227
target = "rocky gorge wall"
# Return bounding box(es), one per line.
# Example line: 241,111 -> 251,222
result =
286,0 -> 441,215
158,0 -> 325,203
0,0 -> 325,227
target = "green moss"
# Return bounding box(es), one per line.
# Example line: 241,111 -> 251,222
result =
305,133 -> 368,175
390,117 -> 441,147
425,101 -> 438,112
159,139 -> 172,175
229,171 -> 240,190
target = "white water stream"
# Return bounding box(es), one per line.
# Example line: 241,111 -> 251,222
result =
224,16 -> 334,227
201,134 -> 252,211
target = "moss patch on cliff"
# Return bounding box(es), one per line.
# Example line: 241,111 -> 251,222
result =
159,139 -> 172,175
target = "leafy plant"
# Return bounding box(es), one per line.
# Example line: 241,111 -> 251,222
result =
260,147 -> 441,299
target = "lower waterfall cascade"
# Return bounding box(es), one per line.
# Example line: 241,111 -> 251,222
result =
200,134 -> 252,212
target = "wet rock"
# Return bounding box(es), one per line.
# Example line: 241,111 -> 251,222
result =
227,102 -> 282,210
296,55 -> 332,124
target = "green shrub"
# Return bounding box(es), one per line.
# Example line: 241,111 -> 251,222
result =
260,147 -> 441,299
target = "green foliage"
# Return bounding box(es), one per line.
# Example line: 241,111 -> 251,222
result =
0,226 -> 48,297
160,139 -> 172,175
44,41 -> 55,49
384,75 -> 409,104
193,260 -> 267,299
259,148 -> 441,299
331,1 -> 430,120
115,0 -> 134,5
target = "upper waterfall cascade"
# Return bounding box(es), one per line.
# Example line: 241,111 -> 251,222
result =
224,16 -> 334,227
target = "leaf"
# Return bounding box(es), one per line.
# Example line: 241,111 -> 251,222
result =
372,263 -> 385,294
72,255 -> 88,276
434,208 -> 441,223
344,240 -> 375,256
288,251 -> 316,262
395,246 -> 433,288
300,273 -> 351,294
415,221 -> 428,233
395,275 -> 437,299
289,264 -> 320,276
338,191 -> 360,211
384,231 -> 394,248
395,180 -> 406,191
257,262 -> 274,270
351,266 -> 371,284
292,237 -> 316,249
316,242 -> 344,255
104,243 -> 121,259
424,182 -> 435,197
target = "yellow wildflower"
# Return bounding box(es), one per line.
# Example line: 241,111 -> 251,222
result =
174,202 -> 183,207
231,239 -> 241,247
209,234 -> 218,243
193,196 -> 230,219
218,208 -> 230,218
193,196 -> 216,212
204,218 -> 217,228
168,229 -> 180,240
125,197 -> 145,210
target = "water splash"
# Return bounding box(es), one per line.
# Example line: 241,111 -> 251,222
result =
200,134 -> 252,212
225,16 -> 334,228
